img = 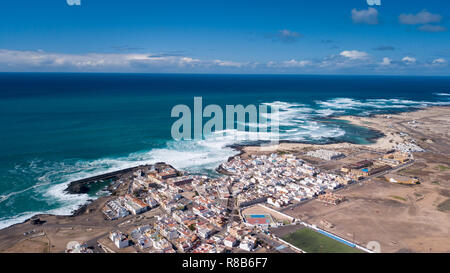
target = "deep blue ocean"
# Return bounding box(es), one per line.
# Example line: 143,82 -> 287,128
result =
0,73 -> 449,229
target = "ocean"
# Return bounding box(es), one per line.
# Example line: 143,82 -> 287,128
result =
0,73 -> 449,229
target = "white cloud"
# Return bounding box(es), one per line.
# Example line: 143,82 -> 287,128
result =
0,49 -> 200,69
266,61 -> 277,68
432,58 -> 446,64
380,57 -> 392,66
399,10 -> 442,25
267,30 -> 302,43
282,59 -> 311,67
178,57 -> 201,65
0,49 -> 447,74
264,59 -> 311,69
213,60 -> 243,67
418,24 -> 447,32
66,0 -> 81,6
340,50 -> 368,60
402,56 -> 416,64
0,49 -> 245,72
351,7 -> 379,25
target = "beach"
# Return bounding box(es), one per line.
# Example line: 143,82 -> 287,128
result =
242,106 -> 450,154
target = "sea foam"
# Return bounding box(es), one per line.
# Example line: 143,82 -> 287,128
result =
1,97 -> 449,229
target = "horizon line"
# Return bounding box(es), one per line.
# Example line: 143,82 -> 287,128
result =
1,71 -> 449,78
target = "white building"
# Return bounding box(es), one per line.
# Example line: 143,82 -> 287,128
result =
197,227 -> 213,239
109,231 -> 129,249
224,236 -> 237,248
239,235 -> 257,251
239,240 -> 254,251
137,236 -> 152,249
145,196 -> 159,208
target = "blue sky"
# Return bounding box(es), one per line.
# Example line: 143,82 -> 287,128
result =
0,0 -> 448,75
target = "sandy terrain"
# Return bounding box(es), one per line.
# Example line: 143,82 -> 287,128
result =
0,194 -> 164,253
287,172 -> 449,252
247,106 -> 450,253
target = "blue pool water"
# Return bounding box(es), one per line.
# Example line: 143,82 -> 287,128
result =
250,215 -> 267,218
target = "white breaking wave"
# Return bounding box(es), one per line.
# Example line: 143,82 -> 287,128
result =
262,101 -> 346,140
0,135 -> 241,229
0,199 -> 91,230
315,108 -> 342,116
316,97 -> 450,110
3,97 -> 448,229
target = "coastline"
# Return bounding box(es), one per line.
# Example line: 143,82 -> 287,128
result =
240,105 -> 450,155
1,105 -> 448,232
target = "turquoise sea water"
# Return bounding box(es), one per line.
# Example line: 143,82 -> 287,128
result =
0,73 -> 449,228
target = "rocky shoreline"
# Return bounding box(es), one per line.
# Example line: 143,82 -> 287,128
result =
3,106 -> 447,232
0,114 -> 391,230
64,164 -> 155,194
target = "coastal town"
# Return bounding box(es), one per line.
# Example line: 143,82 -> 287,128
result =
0,106 -> 449,254
2,0 -> 450,263
68,146 -> 416,253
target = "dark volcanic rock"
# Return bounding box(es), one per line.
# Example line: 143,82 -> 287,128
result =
66,183 -> 90,194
